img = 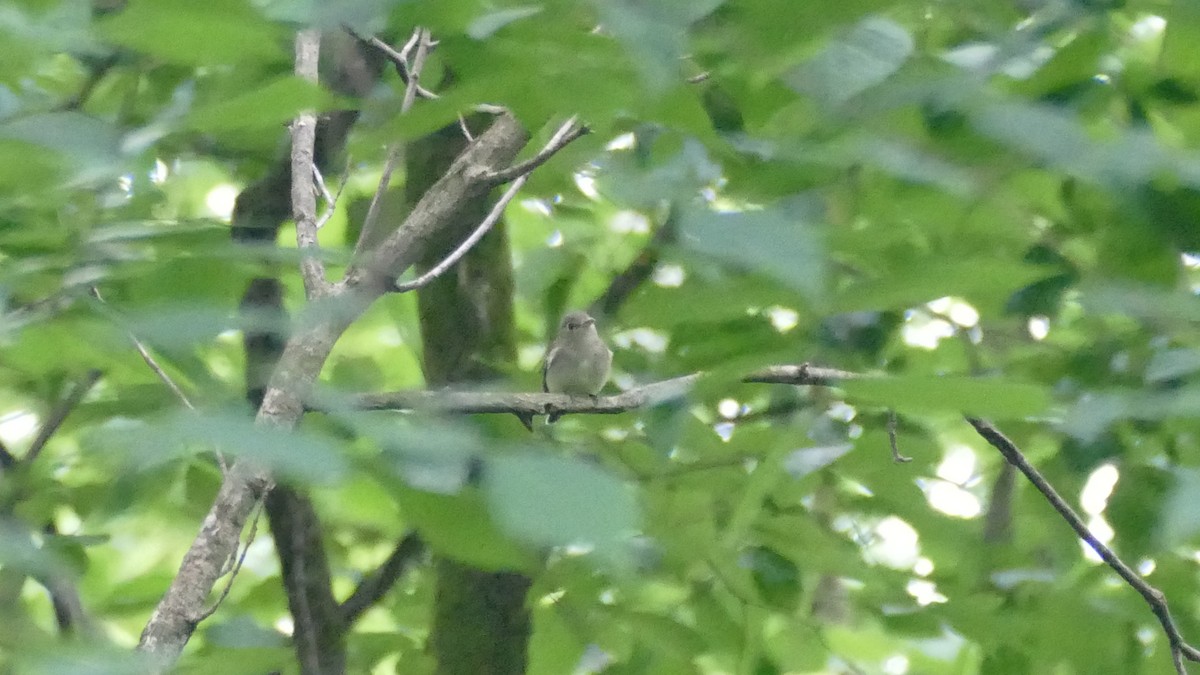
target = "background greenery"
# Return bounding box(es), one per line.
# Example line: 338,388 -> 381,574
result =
3,0 -> 1200,673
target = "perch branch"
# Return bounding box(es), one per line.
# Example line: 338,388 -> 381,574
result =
290,28 -> 330,299
334,364 -> 855,418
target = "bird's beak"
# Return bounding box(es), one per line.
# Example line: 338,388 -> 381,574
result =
583,317 -> 595,327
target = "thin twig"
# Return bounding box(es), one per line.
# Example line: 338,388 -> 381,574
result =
339,531 -> 426,625
313,162 -> 349,230
887,410 -> 911,463
967,417 -> 1200,673
480,117 -> 587,186
89,288 -> 213,468
353,147 -> 402,259
290,28 -> 329,299
91,287 -> 194,410
392,118 -> 586,293
23,370 -> 102,467
351,29 -> 436,262
590,205 -> 678,318
191,499 -> 264,623
401,28 -> 432,114
343,26 -> 439,99
457,113 -> 474,142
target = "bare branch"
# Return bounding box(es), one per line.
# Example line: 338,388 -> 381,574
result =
887,410 -> 911,463
290,28 -> 330,299
340,373 -> 702,418
393,118 -> 585,293
352,146 -> 402,260
401,28 -> 433,115
191,500 -> 264,623
351,29 -> 436,262
344,26 -> 439,100
346,112 -> 529,289
138,461 -> 272,664
742,363 -> 859,385
590,206 -> 678,318
333,364 -> 854,419
479,117 -> 587,186
313,162 -> 349,230
967,417 -> 1200,671
22,369 -> 101,467
457,113 -> 474,141
339,531 -> 426,625
140,112 -> 532,667
92,287 -> 196,411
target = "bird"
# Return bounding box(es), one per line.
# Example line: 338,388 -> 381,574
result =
542,310 -> 613,423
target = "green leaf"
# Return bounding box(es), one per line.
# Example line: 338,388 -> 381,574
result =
98,0 -> 286,66
0,112 -> 122,185
840,375 -> 1050,418
744,546 -> 800,610
396,486 -> 533,571
831,258 -> 1049,313
785,16 -> 913,108
1146,348 -> 1200,384
1062,387 -> 1200,443
467,6 -> 543,39
185,76 -> 338,133
99,409 -> 349,485
483,452 -> 640,569
678,198 -> 825,300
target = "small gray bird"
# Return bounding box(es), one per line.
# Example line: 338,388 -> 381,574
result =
542,310 -> 613,422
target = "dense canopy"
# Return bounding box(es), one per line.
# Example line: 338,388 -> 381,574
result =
3,0 -> 1200,674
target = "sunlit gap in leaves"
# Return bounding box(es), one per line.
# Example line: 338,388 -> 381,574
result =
1079,462 -> 1119,563
609,210 -> 649,234
0,410 -> 38,446
204,183 -> 239,220
650,263 -> 684,288
883,654 -> 910,675
844,513 -> 951,606
902,297 -> 979,349
1027,315 -> 1050,340
918,444 -> 982,519
1130,14 -> 1167,41
151,159 -> 168,184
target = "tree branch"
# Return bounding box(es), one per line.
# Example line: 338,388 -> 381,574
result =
339,531 -> 426,625
352,146 -> 402,260
967,417 -> 1200,673
478,117 -> 587,186
139,111 -> 531,667
343,25 -> 439,100
393,118 -> 586,293
401,28 -> 433,115
22,369 -> 102,467
590,205 -> 678,318
92,286 -> 196,411
345,112 -> 530,290
336,363 -> 855,419
290,29 -> 330,299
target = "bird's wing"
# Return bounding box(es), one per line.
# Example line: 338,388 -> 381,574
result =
542,345 -> 557,393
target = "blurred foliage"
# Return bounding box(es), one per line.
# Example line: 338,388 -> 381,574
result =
2,0 -> 1200,673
